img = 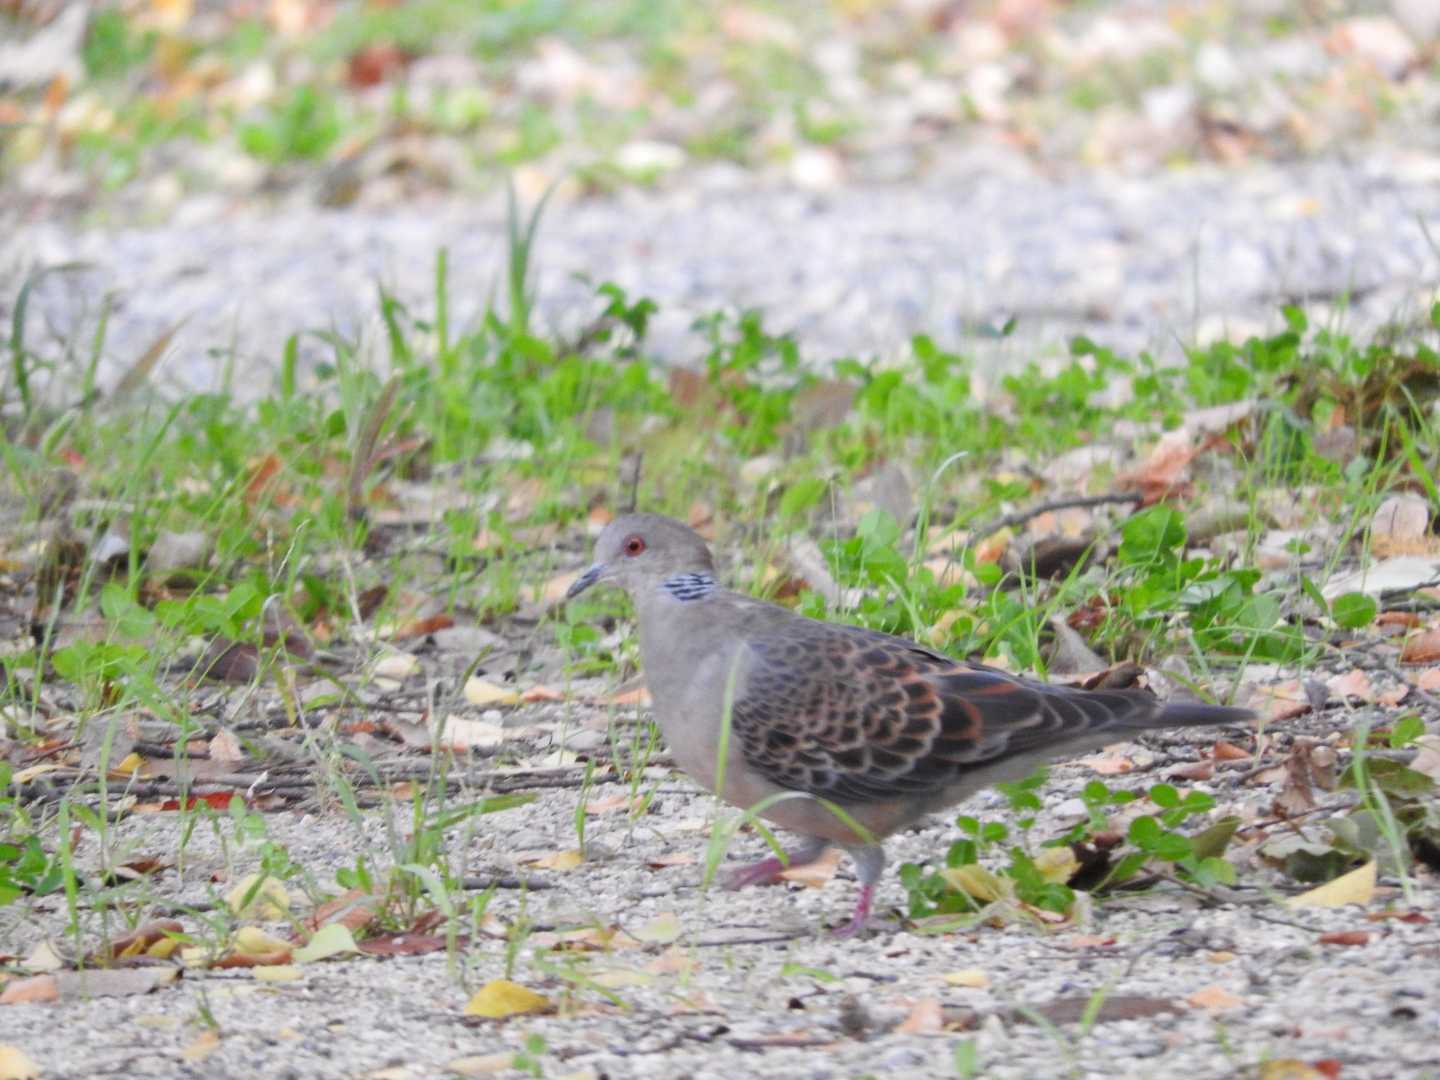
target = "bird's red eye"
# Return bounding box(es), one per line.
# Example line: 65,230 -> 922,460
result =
623,535 -> 646,557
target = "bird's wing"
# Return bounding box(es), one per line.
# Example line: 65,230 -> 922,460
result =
729,620 -> 1169,804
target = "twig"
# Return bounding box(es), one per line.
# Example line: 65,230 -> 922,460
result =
968,492 -> 1143,542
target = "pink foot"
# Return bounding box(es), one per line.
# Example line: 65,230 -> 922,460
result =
831,883 -> 874,937
725,857 -> 787,891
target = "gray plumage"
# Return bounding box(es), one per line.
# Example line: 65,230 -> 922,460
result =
568,513 -> 1254,933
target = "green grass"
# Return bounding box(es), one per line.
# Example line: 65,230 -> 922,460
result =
1,187 -> 1438,991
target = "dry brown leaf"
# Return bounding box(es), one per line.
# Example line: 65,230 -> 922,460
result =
1317,930 -> 1371,946
645,851 -> 697,868
1213,739 -> 1251,761
1251,680 -> 1312,721
390,613 -> 455,641
779,846 -> 841,888
1186,984 -> 1245,1012
1369,493 -> 1436,557
1400,629 -> 1440,664
0,976 -> 58,1005
1078,750 -> 1135,775
1419,668 -> 1440,691
1325,668 -> 1375,703
209,728 -> 246,763
94,919 -> 185,963
521,685 -> 565,703
896,997 -> 945,1035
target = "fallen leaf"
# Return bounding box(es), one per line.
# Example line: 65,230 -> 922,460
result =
464,980 -> 552,1019
1251,680 -> 1312,721
4,969 -> 178,1003
1257,1060 -> 1330,1080
942,969 -> 989,988
1369,494 -> 1435,557
1186,984 -> 1245,1012
293,923 -> 358,964
97,919 -> 186,963
1419,668 -> 1440,691
1325,668 -> 1375,703
1078,750 -> 1135,774
524,849 -> 583,872
390,613 -> 456,641
0,1046 -> 41,1080
181,1030 -> 220,1064
463,678 -> 521,707
1401,630 -> 1440,664
448,1052 -> 520,1077
1285,861 -> 1377,909
0,977 -> 57,1006
224,874 -> 290,919
646,946 -> 696,976
252,965 -> 303,982
372,652 -> 421,680
521,685 -> 565,703
896,997 -> 944,1034
631,912 -> 682,945
645,852 -> 696,868
779,846 -> 841,887
590,967 -> 656,989
1213,740 -> 1251,761
1317,930 -> 1371,946
208,728 -> 246,763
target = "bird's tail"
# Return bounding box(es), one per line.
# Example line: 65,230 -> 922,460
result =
1151,700 -> 1255,728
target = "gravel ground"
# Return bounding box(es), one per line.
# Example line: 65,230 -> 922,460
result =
6,133 -> 1440,1078
3,752 -> 1438,1080
4,143 -> 1440,401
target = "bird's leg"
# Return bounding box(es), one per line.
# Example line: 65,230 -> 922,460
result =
833,844 -> 887,937
725,836 -> 829,891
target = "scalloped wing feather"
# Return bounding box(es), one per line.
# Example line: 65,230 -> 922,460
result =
730,620 -> 1217,804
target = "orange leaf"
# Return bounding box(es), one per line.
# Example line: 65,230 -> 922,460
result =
1400,629 -> 1440,664
1318,930 -> 1370,946
1186,984 -> 1244,1012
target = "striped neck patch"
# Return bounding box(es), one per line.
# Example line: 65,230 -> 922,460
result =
660,573 -> 717,602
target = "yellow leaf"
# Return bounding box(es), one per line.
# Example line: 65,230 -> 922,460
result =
233,926 -> 291,958
252,965 -> 303,982
1284,860 -> 1376,909
939,864 -> 1007,902
293,923 -> 357,963
527,849 -> 583,872
111,752 -> 146,777
224,874 -> 290,919
630,912 -> 682,945
942,969 -> 989,988
1033,846 -> 1080,884
463,979 -> 552,1019
463,678 -> 521,707
590,968 -> 656,988
1257,1060 -> 1328,1080
0,1046 -> 40,1080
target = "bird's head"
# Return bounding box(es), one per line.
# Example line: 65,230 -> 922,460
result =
565,513 -> 716,600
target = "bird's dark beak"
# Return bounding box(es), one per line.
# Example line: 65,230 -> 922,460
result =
565,562 -> 606,600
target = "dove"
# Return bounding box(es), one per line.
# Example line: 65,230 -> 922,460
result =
567,513 -> 1254,934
